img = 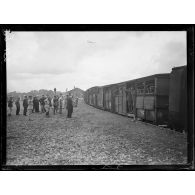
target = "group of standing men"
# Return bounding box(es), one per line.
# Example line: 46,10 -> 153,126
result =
7,93 -> 77,120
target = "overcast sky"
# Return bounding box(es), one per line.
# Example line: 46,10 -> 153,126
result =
6,31 -> 186,93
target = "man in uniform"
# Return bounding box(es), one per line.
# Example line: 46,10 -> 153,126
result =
28,95 -> 33,121
8,96 -> 13,116
15,97 -> 20,115
39,95 -> 46,113
34,96 -> 40,112
44,95 -> 50,117
66,93 -> 73,118
59,93 -> 63,114
53,95 -> 58,115
23,95 -> 28,116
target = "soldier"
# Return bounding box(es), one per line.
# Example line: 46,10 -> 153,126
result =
15,97 -> 20,115
48,95 -> 52,112
66,93 -> 73,118
8,96 -> 13,116
53,95 -> 58,115
56,95 -> 59,113
62,95 -> 65,109
44,95 -> 50,117
32,97 -> 35,113
59,93 -> 63,114
28,95 -> 33,121
23,95 -> 28,116
34,96 -> 40,112
39,95 -> 46,113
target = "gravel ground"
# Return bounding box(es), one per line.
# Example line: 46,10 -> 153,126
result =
6,100 -> 187,165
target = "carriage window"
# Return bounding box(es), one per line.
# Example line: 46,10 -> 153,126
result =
145,80 -> 155,94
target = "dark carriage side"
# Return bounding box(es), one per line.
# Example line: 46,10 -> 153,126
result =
169,66 -> 187,132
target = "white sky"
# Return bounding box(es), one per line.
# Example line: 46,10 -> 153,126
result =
6,31 -> 187,92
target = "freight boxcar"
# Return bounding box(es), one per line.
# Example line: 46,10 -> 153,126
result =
169,66 -> 187,132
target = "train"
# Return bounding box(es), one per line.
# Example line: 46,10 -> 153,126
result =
84,65 -> 187,133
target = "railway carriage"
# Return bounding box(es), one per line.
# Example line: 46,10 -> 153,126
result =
84,65 -> 187,132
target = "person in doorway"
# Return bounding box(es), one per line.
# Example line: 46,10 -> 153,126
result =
28,95 -> 33,121
8,96 -> 13,116
15,97 -> 20,115
23,95 -> 28,116
66,93 -> 73,118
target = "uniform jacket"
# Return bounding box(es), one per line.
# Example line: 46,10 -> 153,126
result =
66,97 -> 73,111
8,99 -> 13,107
15,100 -> 20,107
23,99 -> 28,108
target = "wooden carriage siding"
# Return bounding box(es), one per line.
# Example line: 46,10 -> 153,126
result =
84,65 -> 187,132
